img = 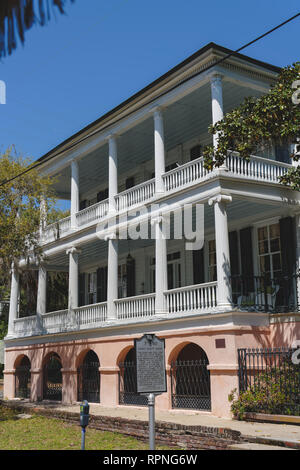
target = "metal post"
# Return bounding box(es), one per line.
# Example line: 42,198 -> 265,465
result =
148,393 -> 155,450
81,427 -> 86,450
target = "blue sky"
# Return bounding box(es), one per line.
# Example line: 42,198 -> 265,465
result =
1,0 -> 299,161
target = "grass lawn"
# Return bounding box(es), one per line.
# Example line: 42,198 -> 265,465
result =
0,406 -> 171,450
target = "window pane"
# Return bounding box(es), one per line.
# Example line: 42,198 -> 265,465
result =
259,240 -> 268,254
269,223 -> 280,238
270,238 -> 280,253
272,253 -> 282,271
258,227 -> 268,241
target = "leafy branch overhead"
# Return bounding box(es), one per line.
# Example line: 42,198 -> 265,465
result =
203,63 -> 300,189
0,0 -> 75,58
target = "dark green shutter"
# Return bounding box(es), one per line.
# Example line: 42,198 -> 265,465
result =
78,273 -> 85,307
79,200 -> 87,211
280,217 -> 296,276
193,248 -> 204,284
97,188 -> 108,202
97,267 -> 107,302
125,177 -> 135,190
239,227 -> 254,292
275,142 -> 290,164
126,256 -> 136,297
229,231 -> 239,276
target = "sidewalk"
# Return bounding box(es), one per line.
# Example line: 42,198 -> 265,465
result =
54,403 -> 300,446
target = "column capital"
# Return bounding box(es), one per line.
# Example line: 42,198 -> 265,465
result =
209,72 -> 224,84
71,158 -> 79,167
152,106 -> 164,119
66,246 -> 82,256
208,193 -> 232,206
107,133 -> 119,143
104,231 -> 117,241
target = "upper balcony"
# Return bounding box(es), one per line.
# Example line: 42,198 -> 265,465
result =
42,152 -> 292,245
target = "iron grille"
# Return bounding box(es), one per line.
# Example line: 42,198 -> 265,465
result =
171,359 -> 211,410
15,364 -> 31,399
77,360 -> 100,403
238,347 -> 300,415
119,361 -> 147,406
43,355 -> 62,401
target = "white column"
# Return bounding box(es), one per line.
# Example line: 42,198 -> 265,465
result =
66,246 -> 81,311
7,264 -> 20,337
210,74 -> 224,151
39,197 -> 47,239
108,136 -> 118,213
152,216 -> 168,314
154,108 -> 166,193
70,160 -> 79,229
209,194 -> 233,309
36,264 -> 47,331
106,234 -> 118,320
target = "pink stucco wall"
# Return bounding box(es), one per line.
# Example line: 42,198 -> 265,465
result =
4,320 -> 300,418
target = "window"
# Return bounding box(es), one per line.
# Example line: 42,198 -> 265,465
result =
118,263 -> 127,298
87,272 -> 97,304
208,240 -> 217,282
190,145 -> 202,161
257,223 -> 282,277
150,252 -> 181,291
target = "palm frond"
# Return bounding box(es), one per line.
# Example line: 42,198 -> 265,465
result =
0,0 -> 75,59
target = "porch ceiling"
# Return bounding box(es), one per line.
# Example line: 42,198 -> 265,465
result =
50,80 -> 265,200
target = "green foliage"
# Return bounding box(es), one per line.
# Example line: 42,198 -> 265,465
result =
229,363 -> 300,419
0,149 -> 54,274
203,63 -> 300,188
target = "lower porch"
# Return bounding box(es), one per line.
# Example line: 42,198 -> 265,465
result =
8,197 -> 300,339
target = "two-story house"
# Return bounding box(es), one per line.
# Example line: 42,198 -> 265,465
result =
4,43 -> 300,418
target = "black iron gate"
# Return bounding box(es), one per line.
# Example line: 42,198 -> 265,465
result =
171,359 -> 211,410
238,347 -> 300,415
77,351 -> 100,403
119,361 -> 147,406
15,357 -> 31,399
43,354 -> 62,401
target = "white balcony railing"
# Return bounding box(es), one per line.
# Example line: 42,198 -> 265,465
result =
226,153 -> 291,183
163,157 -> 209,192
74,302 -> 107,327
14,316 -> 37,337
116,179 -> 155,211
164,282 -> 217,314
41,309 -> 69,333
76,199 -> 109,227
116,293 -> 156,320
11,282 -> 221,338
43,216 -> 71,243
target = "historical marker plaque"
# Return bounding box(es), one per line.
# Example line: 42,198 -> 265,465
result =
135,334 -> 167,394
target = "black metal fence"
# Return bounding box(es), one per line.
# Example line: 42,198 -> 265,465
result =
171,359 -> 211,410
118,362 -> 147,406
43,355 -> 62,401
238,348 -> 300,416
77,360 -> 100,403
232,274 -> 299,313
15,364 -> 31,399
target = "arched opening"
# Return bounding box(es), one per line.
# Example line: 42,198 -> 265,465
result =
171,343 -> 211,410
15,356 -> 31,399
43,353 -> 62,401
118,347 -> 147,406
77,350 -> 100,403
